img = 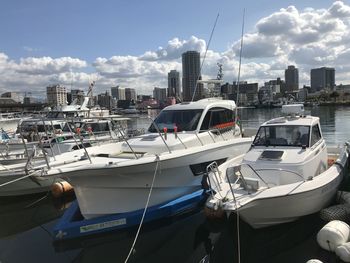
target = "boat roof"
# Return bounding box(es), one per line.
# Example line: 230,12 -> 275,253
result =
261,115 -> 320,127
163,98 -> 236,111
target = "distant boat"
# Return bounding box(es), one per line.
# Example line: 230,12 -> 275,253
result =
119,105 -> 140,114
0,113 -> 21,134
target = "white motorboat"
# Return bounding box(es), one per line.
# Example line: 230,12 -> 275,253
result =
0,113 -> 22,134
205,104 -> 350,228
0,117 -> 126,165
37,98 -> 253,219
0,117 -> 129,196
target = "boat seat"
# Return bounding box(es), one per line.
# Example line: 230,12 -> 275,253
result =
300,134 -> 309,146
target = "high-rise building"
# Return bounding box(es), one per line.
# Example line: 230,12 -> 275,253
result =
125,88 -> 136,101
310,67 -> 335,92
111,86 -> 126,100
46,84 -> 67,106
182,51 -> 203,101
167,70 -> 181,98
153,87 -> 167,103
285,65 -> 299,92
67,89 -> 85,104
97,91 -> 113,109
1,92 -> 21,103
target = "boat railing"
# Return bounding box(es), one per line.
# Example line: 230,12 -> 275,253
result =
110,118 -> 139,159
224,164 -> 270,191
254,168 -> 305,182
206,161 -> 223,195
146,117 -> 172,153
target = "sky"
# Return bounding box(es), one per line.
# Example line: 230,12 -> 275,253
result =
0,0 -> 349,97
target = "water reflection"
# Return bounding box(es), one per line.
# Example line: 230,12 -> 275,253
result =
197,213 -> 336,263
0,194 -> 68,238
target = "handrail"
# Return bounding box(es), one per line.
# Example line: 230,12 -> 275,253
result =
69,118 -> 92,164
194,132 -> 204,146
37,137 -> 50,169
225,163 -> 269,188
207,131 -> 216,143
147,117 -> 172,153
110,118 -> 139,159
213,128 -> 226,141
40,118 -> 56,161
174,133 -> 187,149
254,167 -> 305,181
50,120 -> 61,155
206,161 -> 222,193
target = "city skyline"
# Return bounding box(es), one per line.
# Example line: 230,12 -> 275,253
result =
0,1 -> 349,96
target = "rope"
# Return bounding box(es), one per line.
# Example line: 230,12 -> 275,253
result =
124,155 -> 160,263
0,170 -> 41,188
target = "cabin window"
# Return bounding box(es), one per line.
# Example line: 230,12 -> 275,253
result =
148,109 -> 203,132
62,122 -> 83,132
310,124 -> 322,146
253,125 -> 310,147
200,108 -> 234,132
86,122 -> 110,133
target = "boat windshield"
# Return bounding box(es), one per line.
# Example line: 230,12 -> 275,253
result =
253,125 -> 310,147
148,109 -> 203,132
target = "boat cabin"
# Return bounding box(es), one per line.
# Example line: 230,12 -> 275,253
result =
252,105 -> 322,149
148,98 -> 237,134
244,104 -> 328,180
126,98 -> 241,154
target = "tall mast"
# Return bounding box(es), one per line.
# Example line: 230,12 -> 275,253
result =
235,9 -> 245,125
191,13 -> 219,102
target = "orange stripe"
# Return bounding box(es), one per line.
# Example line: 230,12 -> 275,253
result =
214,122 -> 235,129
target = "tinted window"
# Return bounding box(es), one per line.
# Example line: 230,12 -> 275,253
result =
148,109 -> 203,132
311,124 -> 322,146
253,125 -> 310,147
200,108 -> 234,131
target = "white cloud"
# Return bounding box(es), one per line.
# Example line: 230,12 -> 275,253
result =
2,1 -> 350,95
328,1 -> 350,18
139,36 -> 206,61
15,56 -> 87,75
0,54 -> 93,95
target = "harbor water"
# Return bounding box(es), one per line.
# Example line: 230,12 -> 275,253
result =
0,106 -> 349,263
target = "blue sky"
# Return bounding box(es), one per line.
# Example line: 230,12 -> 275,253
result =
0,0 -> 348,96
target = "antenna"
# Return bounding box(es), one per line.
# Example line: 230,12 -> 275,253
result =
234,11 -> 245,263
70,68 -> 73,92
235,9 -> 245,125
191,13 -> 220,102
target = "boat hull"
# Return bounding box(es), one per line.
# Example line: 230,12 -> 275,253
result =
63,138 -> 253,219
231,165 -> 344,228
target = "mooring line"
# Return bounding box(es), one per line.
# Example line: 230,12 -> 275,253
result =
124,155 -> 160,263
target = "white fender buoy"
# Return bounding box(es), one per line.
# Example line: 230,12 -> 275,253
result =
51,181 -> 74,198
306,260 -> 323,263
317,220 -> 350,252
336,242 -> 350,262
